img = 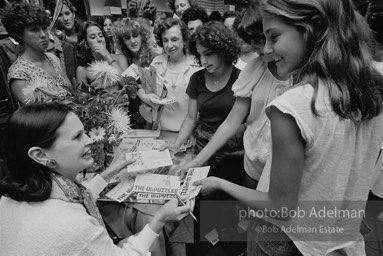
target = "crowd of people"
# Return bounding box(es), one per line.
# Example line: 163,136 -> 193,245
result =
0,0 -> 383,255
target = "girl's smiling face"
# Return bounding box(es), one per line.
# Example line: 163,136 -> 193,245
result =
263,16 -> 306,76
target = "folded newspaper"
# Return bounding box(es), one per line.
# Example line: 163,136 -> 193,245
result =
104,167 -> 210,203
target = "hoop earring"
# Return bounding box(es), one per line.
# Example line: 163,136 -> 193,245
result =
46,159 -> 57,169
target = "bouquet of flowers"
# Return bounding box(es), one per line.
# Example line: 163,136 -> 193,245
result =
56,83 -> 134,171
24,61 -> 138,171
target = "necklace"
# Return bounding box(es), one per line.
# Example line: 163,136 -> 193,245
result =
166,55 -> 185,90
164,72 -> 181,91
208,66 -> 232,87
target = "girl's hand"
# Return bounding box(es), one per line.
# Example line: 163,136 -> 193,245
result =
92,45 -> 112,61
177,160 -> 201,180
193,177 -> 222,196
159,143 -> 170,151
100,153 -> 136,181
159,143 -> 179,154
176,165 -> 188,181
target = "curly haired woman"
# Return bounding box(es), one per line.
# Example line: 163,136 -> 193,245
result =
114,18 -> 157,128
3,2 -> 71,106
168,21 -> 245,185
115,17 -> 156,68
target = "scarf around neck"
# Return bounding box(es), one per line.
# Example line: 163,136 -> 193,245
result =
50,173 -> 105,227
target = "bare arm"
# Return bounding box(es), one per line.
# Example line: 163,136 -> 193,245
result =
76,65 -> 88,85
182,97 -> 250,169
116,54 -> 129,72
10,79 -> 29,105
195,106 -> 305,217
93,45 -> 124,74
173,98 -> 198,150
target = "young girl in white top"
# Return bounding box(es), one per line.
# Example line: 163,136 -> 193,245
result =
195,0 -> 383,255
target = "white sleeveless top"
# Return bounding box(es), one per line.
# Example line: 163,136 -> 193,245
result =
232,57 -> 290,180
257,63 -> 383,255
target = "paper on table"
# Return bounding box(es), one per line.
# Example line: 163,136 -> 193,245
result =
122,129 -> 160,139
179,167 -> 210,198
118,139 -> 168,153
147,94 -> 188,105
105,177 -> 135,203
125,150 -> 173,174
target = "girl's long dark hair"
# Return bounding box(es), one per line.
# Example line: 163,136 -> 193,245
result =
77,21 -> 112,67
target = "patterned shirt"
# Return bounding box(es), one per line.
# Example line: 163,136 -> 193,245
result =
8,52 -> 68,104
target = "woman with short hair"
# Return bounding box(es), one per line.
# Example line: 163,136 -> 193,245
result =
3,2 -> 71,106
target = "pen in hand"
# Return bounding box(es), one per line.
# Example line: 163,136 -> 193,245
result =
175,194 -> 197,221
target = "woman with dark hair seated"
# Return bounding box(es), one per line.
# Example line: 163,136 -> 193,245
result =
0,103 -> 190,255
3,2 -> 71,106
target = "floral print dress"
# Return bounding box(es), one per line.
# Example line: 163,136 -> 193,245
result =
7,52 -> 68,104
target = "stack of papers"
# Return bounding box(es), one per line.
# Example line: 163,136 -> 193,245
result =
104,167 -> 210,203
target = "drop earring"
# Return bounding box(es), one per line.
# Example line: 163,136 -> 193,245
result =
46,159 -> 57,169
